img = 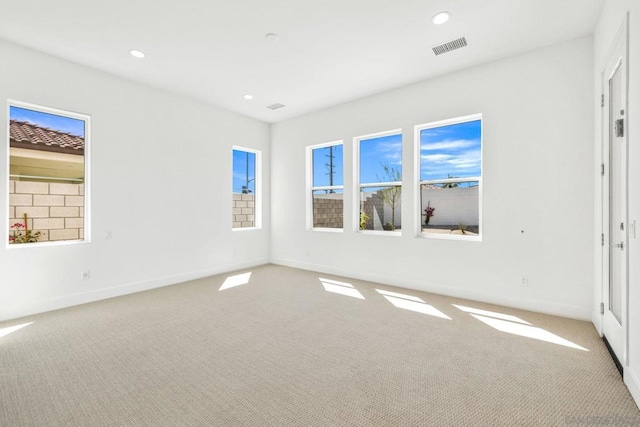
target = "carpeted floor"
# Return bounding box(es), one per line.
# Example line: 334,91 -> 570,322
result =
1,264 -> 639,426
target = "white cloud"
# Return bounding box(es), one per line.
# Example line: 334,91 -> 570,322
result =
421,139 -> 478,151
421,153 -> 453,162
421,149 -> 481,177
376,140 -> 402,153
448,150 -> 481,169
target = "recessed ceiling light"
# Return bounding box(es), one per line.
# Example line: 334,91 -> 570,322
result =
129,49 -> 146,58
243,94 -> 254,100
432,11 -> 451,25
265,33 -> 279,42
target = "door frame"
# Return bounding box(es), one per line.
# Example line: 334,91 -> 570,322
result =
598,14 -> 629,372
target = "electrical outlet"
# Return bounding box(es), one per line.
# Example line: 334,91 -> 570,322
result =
81,270 -> 90,280
520,275 -> 528,287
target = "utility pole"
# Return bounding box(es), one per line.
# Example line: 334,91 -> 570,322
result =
243,151 -> 251,194
325,146 -> 335,193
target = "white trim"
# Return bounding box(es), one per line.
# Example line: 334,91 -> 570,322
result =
414,113 -> 483,241
624,367 -> 640,410
354,129 -> 403,233
598,14 -> 629,370
6,99 -> 91,248
0,258 -> 269,323
311,227 -> 343,233
415,113 -> 482,131
358,229 -> 402,237
232,145 -> 262,230
306,141 -> 344,231
312,185 -> 344,192
417,232 -> 481,242
309,139 -> 343,150
270,257 -> 591,321
359,181 -> 401,188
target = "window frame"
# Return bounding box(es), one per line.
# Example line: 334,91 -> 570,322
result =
231,145 -> 262,231
414,113 -> 482,242
6,99 -> 91,248
354,129 -> 403,236
306,140 -> 344,232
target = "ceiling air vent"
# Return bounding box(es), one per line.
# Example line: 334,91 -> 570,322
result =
266,103 -> 285,110
432,37 -> 467,56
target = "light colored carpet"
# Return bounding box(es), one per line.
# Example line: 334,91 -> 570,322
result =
1,264 -> 638,426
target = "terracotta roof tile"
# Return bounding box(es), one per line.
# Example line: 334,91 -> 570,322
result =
9,120 -> 84,155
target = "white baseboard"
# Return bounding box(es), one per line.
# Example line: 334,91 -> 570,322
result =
270,257 -> 591,321
625,368 -> 640,410
0,258 -> 269,322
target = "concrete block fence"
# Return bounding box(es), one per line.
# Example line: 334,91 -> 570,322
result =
232,193 -> 255,228
8,180 -> 84,243
313,195 -> 343,228
421,186 -> 479,227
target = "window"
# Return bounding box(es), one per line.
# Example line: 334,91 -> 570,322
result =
8,101 -> 90,245
416,114 -> 482,239
307,142 -> 344,230
355,130 -> 402,233
232,147 -> 261,229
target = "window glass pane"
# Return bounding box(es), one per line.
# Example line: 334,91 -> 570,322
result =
232,150 -> 256,194
359,186 -> 401,231
312,189 -> 343,229
421,182 -> 479,236
420,120 -> 481,181
312,145 -> 343,187
9,105 -> 86,244
359,133 -> 402,184
232,149 -> 256,229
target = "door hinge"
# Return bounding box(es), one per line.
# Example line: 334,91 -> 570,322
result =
601,163 -> 605,176
601,94 -> 604,107
615,118 -> 624,137
602,233 -> 605,246
600,302 -> 604,315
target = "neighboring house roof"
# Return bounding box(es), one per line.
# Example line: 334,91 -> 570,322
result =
9,120 -> 84,155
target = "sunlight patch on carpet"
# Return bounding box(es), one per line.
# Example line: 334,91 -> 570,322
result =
320,278 -> 365,300
219,272 -> 252,291
453,304 -> 531,325
376,289 -> 451,319
0,322 -> 33,339
469,314 -> 588,351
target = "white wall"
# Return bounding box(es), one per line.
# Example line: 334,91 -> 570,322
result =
271,36 -> 594,320
594,0 -> 640,409
0,41 -> 270,321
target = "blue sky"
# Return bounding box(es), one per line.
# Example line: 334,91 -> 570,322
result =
10,106 -> 85,137
232,149 -> 256,193
420,120 -> 481,181
359,133 -> 402,183
313,144 -> 344,187
312,134 -> 403,187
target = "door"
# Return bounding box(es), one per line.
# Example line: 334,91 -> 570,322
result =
602,25 -> 627,371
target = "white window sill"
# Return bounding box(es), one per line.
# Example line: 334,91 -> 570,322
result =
419,232 -> 482,242
311,227 -> 343,233
6,239 -> 90,249
232,227 -> 261,232
358,230 -> 402,237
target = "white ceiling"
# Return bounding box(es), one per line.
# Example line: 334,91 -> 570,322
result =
0,0 -> 603,123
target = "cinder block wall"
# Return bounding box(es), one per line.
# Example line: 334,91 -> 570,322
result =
8,180 -> 84,243
232,193 -> 255,228
312,197 -> 343,228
